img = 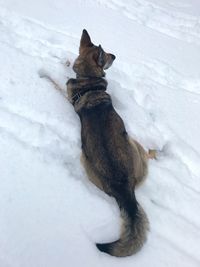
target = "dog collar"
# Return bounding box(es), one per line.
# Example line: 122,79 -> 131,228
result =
71,87 -> 104,104
67,77 -> 108,105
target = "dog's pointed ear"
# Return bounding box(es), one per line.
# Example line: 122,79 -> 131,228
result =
97,45 -> 104,67
80,29 -> 93,52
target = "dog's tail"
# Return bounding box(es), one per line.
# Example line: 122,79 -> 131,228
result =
96,189 -> 149,257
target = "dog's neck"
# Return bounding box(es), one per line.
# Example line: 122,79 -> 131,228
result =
67,76 -> 108,105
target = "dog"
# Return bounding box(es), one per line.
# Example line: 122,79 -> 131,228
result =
65,29 -> 157,257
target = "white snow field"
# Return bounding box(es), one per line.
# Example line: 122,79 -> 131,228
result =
0,0 -> 200,266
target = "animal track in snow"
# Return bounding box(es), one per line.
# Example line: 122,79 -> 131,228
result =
98,0 -> 200,45
0,6 -> 77,62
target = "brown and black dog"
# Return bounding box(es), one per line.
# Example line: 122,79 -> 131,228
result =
66,30 -> 156,257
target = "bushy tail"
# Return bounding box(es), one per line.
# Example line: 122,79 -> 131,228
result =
96,191 -> 149,257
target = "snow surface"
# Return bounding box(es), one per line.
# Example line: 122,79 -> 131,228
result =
0,0 -> 200,266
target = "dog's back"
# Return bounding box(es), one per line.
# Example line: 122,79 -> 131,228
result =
81,104 -> 134,181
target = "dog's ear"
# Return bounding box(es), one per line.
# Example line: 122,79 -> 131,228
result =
80,29 -> 93,52
97,45 -> 104,67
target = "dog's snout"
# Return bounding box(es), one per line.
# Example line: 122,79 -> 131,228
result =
111,54 -> 116,60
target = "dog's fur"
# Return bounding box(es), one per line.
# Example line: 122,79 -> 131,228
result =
67,30 -> 150,257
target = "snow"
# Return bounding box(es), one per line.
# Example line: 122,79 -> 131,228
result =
0,0 -> 200,266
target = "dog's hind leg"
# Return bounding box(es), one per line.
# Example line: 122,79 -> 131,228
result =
129,138 -> 148,188
129,138 -> 157,188
80,153 -> 104,191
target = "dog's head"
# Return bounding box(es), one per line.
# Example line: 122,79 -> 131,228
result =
73,29 -> 116,78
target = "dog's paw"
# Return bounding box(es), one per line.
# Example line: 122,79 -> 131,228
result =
147,149 -> 157,160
